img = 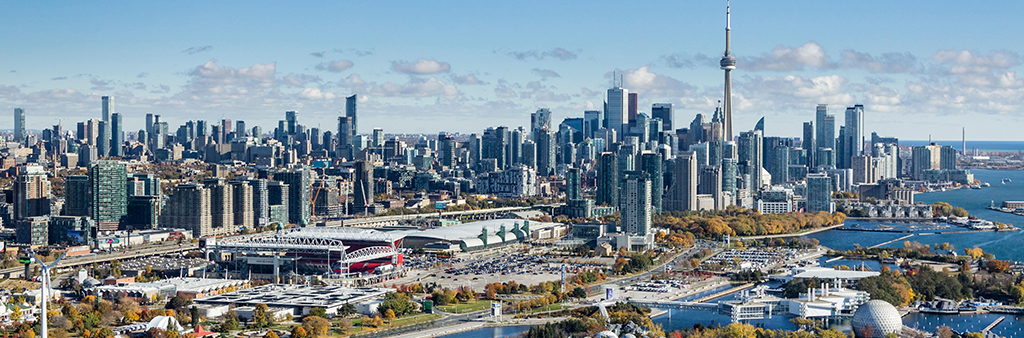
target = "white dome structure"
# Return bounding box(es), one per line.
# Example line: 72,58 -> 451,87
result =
851,300 -> 902,338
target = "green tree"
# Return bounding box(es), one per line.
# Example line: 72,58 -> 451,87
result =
307,307 -> 328,319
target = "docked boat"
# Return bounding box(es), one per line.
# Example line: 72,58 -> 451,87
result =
970,185 -> 981,189
981,182 -> 991,187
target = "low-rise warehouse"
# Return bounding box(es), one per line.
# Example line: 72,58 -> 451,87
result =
195,284 -> 390,316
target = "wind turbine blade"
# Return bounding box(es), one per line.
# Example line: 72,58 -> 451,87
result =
46,252 -> 68,269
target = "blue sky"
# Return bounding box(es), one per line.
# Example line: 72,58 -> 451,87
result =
3,0 -> 1024,140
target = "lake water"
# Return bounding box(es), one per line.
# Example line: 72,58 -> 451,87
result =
805,169 -> 1024,262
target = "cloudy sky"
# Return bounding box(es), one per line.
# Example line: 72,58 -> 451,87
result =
3,0 -> 1024,140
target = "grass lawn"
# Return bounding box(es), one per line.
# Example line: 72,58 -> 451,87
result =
522,303 -> 572,314
337,313 -> 442,336
437,299 -> 492,313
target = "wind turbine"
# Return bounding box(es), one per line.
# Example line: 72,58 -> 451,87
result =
27,249 -> 67,338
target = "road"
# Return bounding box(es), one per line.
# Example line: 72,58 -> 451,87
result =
2,242 -> 199,279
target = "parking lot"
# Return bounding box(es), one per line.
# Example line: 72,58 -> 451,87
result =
393,248 -> 615,291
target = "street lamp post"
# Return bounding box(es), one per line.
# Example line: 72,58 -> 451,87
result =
27,249 -> 67,338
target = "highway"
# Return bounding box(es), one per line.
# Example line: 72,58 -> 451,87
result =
2,242 -> 199,279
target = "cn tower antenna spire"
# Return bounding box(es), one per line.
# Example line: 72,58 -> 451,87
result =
720,0 -> 736,141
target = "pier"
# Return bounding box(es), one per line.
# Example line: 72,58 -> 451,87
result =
982,316 -> 1005,333
868,234 -> 915,249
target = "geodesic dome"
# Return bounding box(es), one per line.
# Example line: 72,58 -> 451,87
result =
851,300 -> 902,338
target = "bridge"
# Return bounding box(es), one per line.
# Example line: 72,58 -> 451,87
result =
626,299 -> 720,311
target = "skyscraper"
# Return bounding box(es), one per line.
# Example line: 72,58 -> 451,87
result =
565,167 -> 581,201
110,113 -> 123,157
668,151 -> 698,211
596,152 -> 618,207
14,108 -> 25,143
346,94 -> 358,137
531,108 -> 551,132
97,121 -> 109,158
640,152 -> 663,213
738,130 -> 764,190
627,92 -> 639,126
844,104 -> 864,165
607,87 -> 628,136
203,178 -> 233,232
286,111 -> 298,135
699,165 -> 723,210
651,103 -> 674,131
622,171 -> 652,236
802,121 -> 815,167
102,96 -> 114,123
806,173 -> 834,213
161,183 -> 213,237
535,129 -> 556,176
14,166 -> 50,220
353,161 -> 374,214
102,96 -> 113,153
720,2 -> 736,141
274,168 -> 311,225
89,160 -> 127,231
815,104 -> 835,165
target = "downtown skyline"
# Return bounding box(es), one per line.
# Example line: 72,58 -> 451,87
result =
3,0 -> 1024,140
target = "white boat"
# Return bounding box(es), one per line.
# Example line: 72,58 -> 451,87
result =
981,183 -> 991,187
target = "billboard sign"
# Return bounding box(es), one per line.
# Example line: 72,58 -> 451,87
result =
435,202 -> 445,210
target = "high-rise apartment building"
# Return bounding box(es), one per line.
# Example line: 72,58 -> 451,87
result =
596,152 -> 618,207
802,121 -> 814,167
565,167 -> 581,201
815,104 -> 835,166
353,161 -> 374,215
111,113 -> 124,157
89,160 -> 127,231
621,171 -> 651,236
161,183 -> 213,237
844,105 -> 864,165
531,108 -> 551,133
14,165 -> 50,219
640,152 -> 663,213
535,130 -> 556,176
274,168 -> 311,225
806,173 -> 834,213
668,151 -> 698,211
14,108 -> 25,143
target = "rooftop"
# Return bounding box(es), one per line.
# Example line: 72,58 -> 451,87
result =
196,284 -> 389,309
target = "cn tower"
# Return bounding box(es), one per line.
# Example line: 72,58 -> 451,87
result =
720,0 -> 736,141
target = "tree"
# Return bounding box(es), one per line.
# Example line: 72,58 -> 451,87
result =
144,329 -> 169,338
290,326 -> 307,338
337,318 -> 353,333
166,296 -> 192,311
987,260 -> 1010,273
96,328 -> 115,338
307,307 -> 328,319
218,311 -> 239,332
383,309 -> 396,323
264,331 -> 278,338
190,306 -> 200,328
253,303 -> 273,328
570,287 -> 587,299
302,316 -> 330,337
337,304 -> 356,317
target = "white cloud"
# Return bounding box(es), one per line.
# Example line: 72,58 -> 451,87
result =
452,74 -> 485,85
531,68 -> 561,79
182,46 -> 213,54
615,66 -> 698,98
742,42 -> 830,71
391,58 -> 451,75
314,60 -> 354,73
297,88 -> 336,100
509,47 -> 578,61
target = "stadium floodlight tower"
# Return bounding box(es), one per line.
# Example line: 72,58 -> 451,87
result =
27,249 -> 67,338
